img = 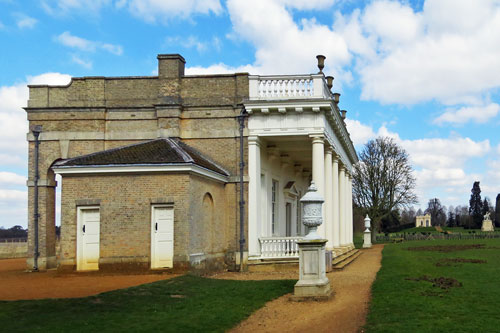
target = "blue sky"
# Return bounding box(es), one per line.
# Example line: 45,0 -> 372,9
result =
1,0 -> 499,228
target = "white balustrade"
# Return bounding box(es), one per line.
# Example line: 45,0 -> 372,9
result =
249,74 -> 331,100
259,236 -> 302,258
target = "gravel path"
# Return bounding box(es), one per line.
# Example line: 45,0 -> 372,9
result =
216,244 -> 384,333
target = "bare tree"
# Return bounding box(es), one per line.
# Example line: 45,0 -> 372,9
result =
352,137 -> 418,241
425,198 -> 447,226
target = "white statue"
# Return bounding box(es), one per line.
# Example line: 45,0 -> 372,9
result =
484,212 -> 491,221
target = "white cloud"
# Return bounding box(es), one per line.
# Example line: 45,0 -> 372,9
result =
71,55 -> 92,69
434,103 -> 500,125
122,0 -> 223,23
0,189 -> 26,201
337,0 -> 500,105
0,172 -> 26,186
165,35 -> 223,54
42,0 -> 111,16
55,31 -> 123,55
344,118 -> 375,147
56,31 -> 95,51
15,14 -> 38,29
226,0 -> 351,78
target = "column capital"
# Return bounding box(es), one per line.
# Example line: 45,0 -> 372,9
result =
339,164 -> 346,172
248,135 -> 261,146
325,146 -> 334,155
309,134 -> 324,144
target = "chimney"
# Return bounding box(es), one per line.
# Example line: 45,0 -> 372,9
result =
316,55 -> 325,74
340,110 -> 347,120
157,54 -> 185,79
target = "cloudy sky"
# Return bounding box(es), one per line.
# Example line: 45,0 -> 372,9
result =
1,0 -> 499,228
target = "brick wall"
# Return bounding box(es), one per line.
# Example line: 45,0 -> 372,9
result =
26,54 -> 250,271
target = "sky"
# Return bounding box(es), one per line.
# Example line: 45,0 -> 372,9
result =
1,0 -> 500,228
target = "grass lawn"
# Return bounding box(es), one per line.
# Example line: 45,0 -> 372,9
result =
0,274 -> 295,332
364,238 -> 500,332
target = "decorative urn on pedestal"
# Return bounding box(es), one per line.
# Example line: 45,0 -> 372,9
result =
291,181 -> 333,301
363,215 -> 372,248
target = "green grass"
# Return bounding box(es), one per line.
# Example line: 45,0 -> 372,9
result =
0,274 -> 295,332
364,238 -> 500,333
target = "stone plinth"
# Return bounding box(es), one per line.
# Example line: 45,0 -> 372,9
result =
363,230 -> 372,248
291,239 -> 332,301
481,219 -> 494,232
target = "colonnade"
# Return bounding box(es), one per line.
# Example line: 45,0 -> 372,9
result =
248,135 -> 354,258
311,135 -> 354,253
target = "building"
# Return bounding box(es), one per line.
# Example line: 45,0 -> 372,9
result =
415,214 -> 432,228
25,54 -> 358,272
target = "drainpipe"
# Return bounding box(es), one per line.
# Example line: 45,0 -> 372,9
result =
237,106 -> 247,272
32,125 -> 42,271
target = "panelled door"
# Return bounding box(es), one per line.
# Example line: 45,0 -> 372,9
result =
77,207 -> 100,271
151,206 -> 174,269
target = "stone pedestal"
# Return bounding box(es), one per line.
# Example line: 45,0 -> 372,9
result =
363,215 -> 372,248
481,219 -> 494,232
363,230 -> 372,248
291,239 -> 332,301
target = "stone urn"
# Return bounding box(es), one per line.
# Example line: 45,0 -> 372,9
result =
300,181 -> 324,240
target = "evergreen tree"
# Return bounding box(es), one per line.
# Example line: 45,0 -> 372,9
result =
447,205 -> 455,227
495,194 -> 500,227
469,181 -> 483,229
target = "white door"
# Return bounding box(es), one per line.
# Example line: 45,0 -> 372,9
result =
77,207 -> 100,271
151,206 -> 174,268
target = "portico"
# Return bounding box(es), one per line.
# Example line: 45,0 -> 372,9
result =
245,73 -> 358,261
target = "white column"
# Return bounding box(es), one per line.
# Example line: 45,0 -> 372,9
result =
348,172 -> 354,247
332,155 -> 340,248
311,135 -> 326,239
324,148 -> 333,249
248,136 -> 261,257
339,165 -> 347,247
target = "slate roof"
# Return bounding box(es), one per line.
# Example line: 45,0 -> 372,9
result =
53,138 -> 229,176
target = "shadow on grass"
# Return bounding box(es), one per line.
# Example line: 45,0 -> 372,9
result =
0,274 -> 296,332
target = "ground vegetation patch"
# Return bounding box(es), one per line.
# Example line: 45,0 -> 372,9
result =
407,243 -> 485,252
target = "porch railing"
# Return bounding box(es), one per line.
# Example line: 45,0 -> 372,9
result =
259,236 -> 302,259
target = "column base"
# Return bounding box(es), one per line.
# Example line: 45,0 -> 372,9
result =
26,256 -> 57,270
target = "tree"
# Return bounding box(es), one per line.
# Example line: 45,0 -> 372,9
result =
352,136 -> 418,241
425,198 -> 447,226
401,207 -> 417,225
496,194 -> 500,227
447,205 -> 455,227
469,181 -> 483,229
482,197 -> 493,217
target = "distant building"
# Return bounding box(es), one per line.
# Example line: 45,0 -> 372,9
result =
416,214 -> 432,227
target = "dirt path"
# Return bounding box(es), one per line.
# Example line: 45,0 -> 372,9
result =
0,258 -> 179,300
216,244 -> 384,333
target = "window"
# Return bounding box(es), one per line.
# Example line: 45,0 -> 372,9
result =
271,179 -> 278,235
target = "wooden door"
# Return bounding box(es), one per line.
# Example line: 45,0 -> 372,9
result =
77,207 -> 100,271
151,206 -> 174,268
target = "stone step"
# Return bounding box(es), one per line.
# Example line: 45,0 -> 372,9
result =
247,259 -> 298,272
332,249 -> 361,270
